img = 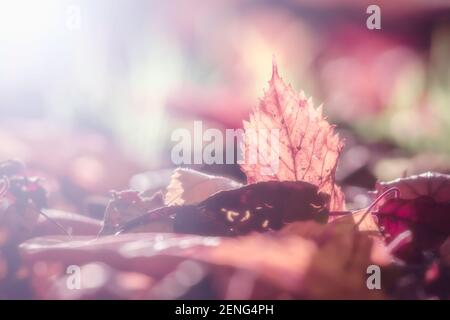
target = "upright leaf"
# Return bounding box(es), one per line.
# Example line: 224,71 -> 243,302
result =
240,61 -> 345,210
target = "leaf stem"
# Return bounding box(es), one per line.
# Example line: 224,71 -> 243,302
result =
354,187 -> 400,229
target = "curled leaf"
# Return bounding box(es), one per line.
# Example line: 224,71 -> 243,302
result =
376,197 -> 450,261
372,172 -> 450,261
164,168 -> 242,206
119,181 -> 330,236
375,171 -> 450,204
99,190 -> 165,236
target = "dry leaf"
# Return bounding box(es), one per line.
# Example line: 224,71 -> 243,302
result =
34,209 -> 102,237
99,190 -> 165,235
121,181 -> 329,236
300,228 -> 384,299
203,233 -> 318,297
240,61 -> 344,210
332,209 -> 381,235
20,222 -> 387,299
164,168 -> 242,206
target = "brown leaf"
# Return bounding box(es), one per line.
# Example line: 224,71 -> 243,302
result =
99,190 -> 165,236
332,209 -> 381,235
240,61 -> 344,210
203,233 -> 318,297
164,168 -> 242,206
120,181 -> 329,236
281,220 -> 391,299
20,220 -> 390,299
300,227 -> 384,299
281,219 -> 392,267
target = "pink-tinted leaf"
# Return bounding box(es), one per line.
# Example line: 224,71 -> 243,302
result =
240,61 -> 345,210
31,262 -> 154,300
20,220 -> 386,299
33,209 -> 102,237
373,172 -> 450,261
441,237 -> 450,266
0,163 -> 47,241
376,197 -> 450,261
375,172 -> 450,204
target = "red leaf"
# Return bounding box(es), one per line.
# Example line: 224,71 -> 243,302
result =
375,172 -> 450,204
377,197 -> 450,261
240,61 -> 345,210
373,172 -> 450,261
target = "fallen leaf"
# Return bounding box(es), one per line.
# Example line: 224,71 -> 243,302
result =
301,229 -> 384,299
119,181 -> 330,236
376,197 -> 450,261
372,172 -> 450,262
331,209 -> 381,235
375,171 -> 450,204
281,220 -> 390,299
0,226 -> 33,299
20,221 -> 386,299
31,261 -> 154,300
240,61 -> 344,210
440,237 -> 450,266
203,233 -> 318,298
164,168 -> 242,206
99,190 -> 165,236
0,167 -> 47,241
34,209 -> 102,237
281,218 -> 392,267
0,159 -> 25,177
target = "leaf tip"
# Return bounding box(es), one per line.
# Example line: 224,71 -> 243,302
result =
271,55 -> 280,82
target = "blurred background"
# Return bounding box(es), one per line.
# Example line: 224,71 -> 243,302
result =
0,0 -> 449,212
